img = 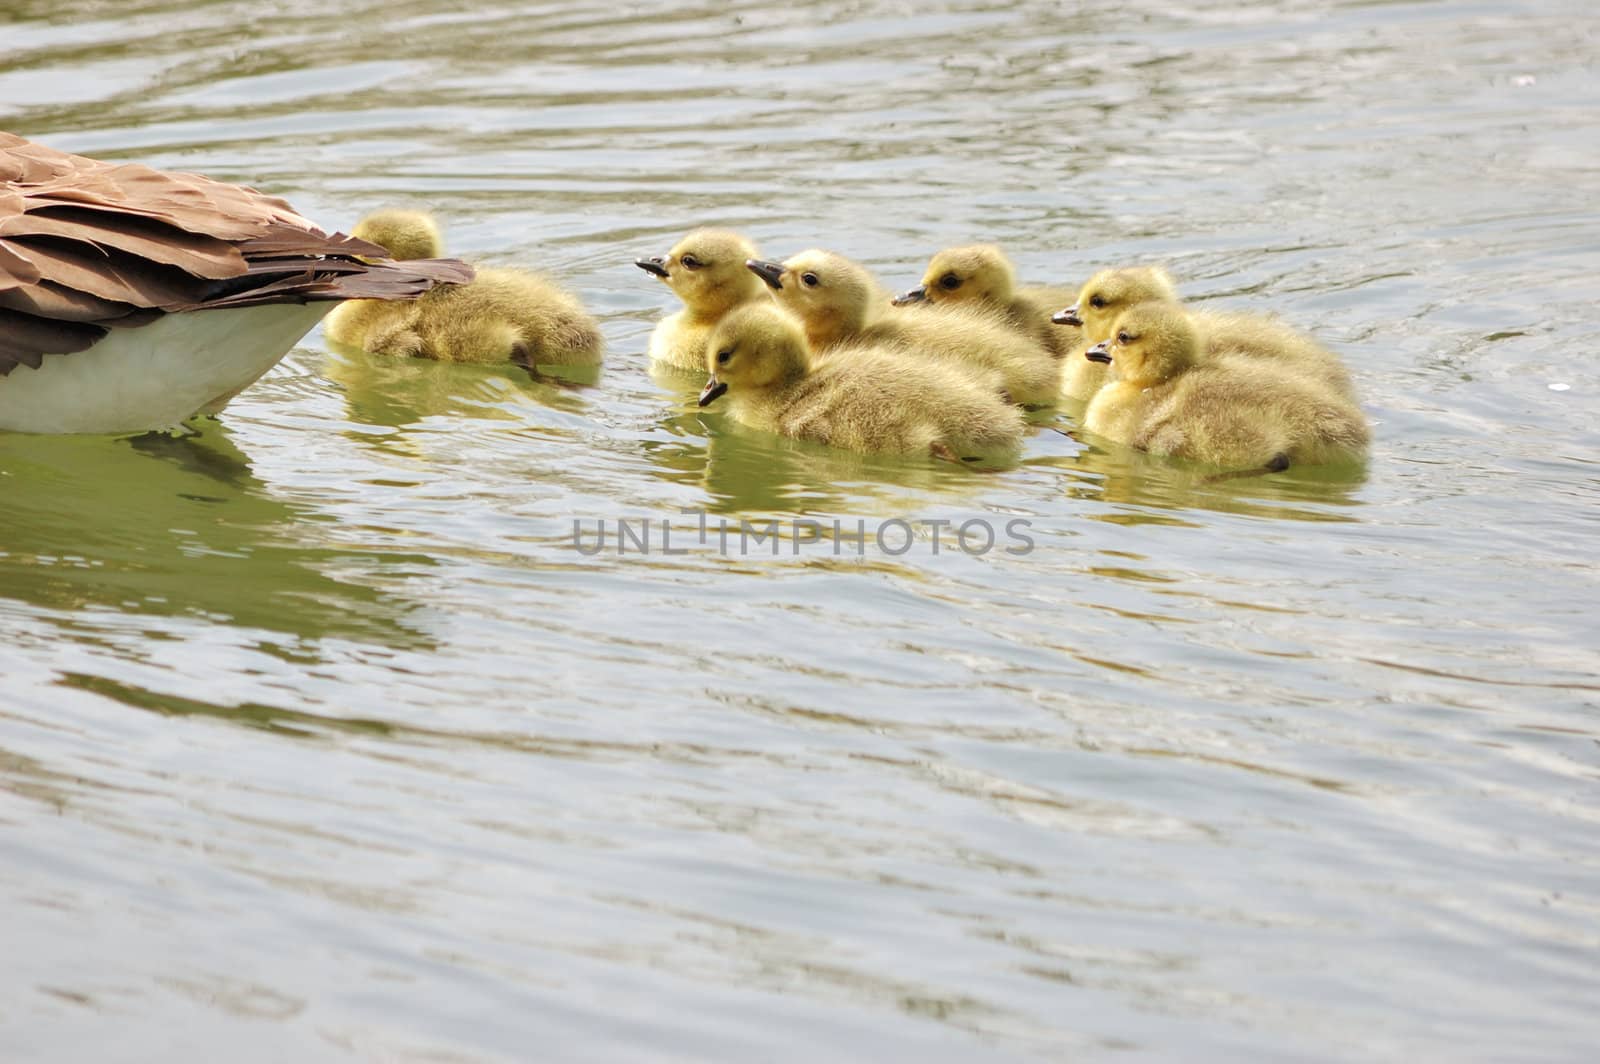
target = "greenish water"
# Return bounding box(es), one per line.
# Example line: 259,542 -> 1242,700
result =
3,1 -> 1599,1060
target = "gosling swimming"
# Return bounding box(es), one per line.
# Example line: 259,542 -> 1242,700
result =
0,137 -> 469,435
325,209 -> 602,366
635,229 -> 770,372
745,249 -> 1059,406
894,244 -> 1080,359
696,303 -> 1025,461
1081,302 -> 1369,473
1055,266 -> 1355,402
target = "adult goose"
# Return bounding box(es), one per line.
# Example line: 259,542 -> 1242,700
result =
0,131 -> 472,434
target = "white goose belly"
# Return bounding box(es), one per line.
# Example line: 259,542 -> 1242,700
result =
0,302 -> 331,435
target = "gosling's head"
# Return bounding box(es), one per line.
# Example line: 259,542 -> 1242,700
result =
1082,302 -> 1200,389
697,303 -> 811,407
743,249 -> 884,344
895,244 -> 1017,308
635,229 -> 765,316
351,209 -> 445,261
1054,266 -> 1177,342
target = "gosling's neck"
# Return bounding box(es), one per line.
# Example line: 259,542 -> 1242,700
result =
689,275 -> 766,322
730,362 -> 805,425
809,299 -> 877,350
803,319 -> 839,350
985,275 -> 1016,308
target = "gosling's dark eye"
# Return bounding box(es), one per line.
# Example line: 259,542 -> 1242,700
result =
716,348 -> 733,365
939,273 -> 961,291
1089,294 -> 1107,309
1116,331 -> 1132,345
801,272 -> 819,287
681,255 -> 703,270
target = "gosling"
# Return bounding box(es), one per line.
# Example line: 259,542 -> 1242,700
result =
745,249 -> 1059,407
325,209 -> 602,365
696,303 -> 1025,462
1081,302 -> 1369,473
635,229 -> 770,372
1055,265 -> 1355,402
894,244 -> 1080,359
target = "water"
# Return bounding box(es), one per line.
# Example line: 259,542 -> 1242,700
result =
3,1 -> 1599,1060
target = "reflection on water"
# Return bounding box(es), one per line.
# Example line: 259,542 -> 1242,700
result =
1065,441 -> 1370,525
5,1 -> 1600,1061
0,429 -> 432,650
324,343 -> 594,430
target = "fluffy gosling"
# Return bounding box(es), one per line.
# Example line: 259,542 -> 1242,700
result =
894,244 -> 1080,359
1081,302 -> 1369,473
326,209 -> 601,365
349,208 -> 444,262
1055,265 -> 1355,402
696,303 -> 1025,461
745,249 -> 1059,406
635,229 -> 769,372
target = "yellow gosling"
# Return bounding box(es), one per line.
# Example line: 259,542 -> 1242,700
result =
696,303 -> 1025,462
894,244 -> 1080,358
326,210 -> 601,365
746,249 -> 1059,407
1055,265 -> 1355,402
635,229 -> 769,372
348,208 -> 444,261
1052,266 -> 1176,401
1081,302 -> 1368,473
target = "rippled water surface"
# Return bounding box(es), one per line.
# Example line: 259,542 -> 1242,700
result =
4,1 -> 1599,1060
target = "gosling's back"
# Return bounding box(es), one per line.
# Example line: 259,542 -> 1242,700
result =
1084,341 -> 1369,471
1192,309 -> 1356,402
409,267 -> 602,365
1069,312 -> 1355,406
774,344 -> 1027,457
858,305 -> 1060,407
1136,357 -> 1368,468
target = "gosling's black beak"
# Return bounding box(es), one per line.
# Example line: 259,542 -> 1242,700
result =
1053,304 -> 1083,327
698,377 -> 728,407
635,255 -> 669,279
892,286 -> 928,307
1084,341 -> 1113,364
746,259 -> 785,291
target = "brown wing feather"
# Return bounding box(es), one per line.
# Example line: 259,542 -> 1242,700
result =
0,243 -> 40,287
0,278 -> 161,325
235,229 -> 392,259
0,131 -> 473,377
2,207 -> 244,279
0,308 -> 104,370
7,236 -> 211,308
